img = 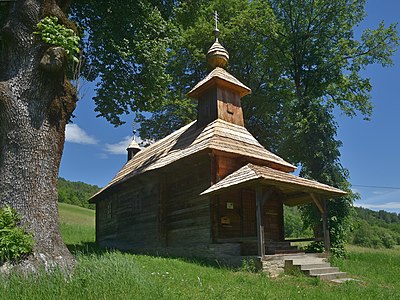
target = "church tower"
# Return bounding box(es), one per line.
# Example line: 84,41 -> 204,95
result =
187,11 -> 251,128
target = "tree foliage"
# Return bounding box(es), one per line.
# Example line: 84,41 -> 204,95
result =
71,0 -> 176,126
285,205 -> 400,249
34,16 -> 81,62
284,206 -> 313,238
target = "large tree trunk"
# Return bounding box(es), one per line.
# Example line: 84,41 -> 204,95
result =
0,0 -> 76,270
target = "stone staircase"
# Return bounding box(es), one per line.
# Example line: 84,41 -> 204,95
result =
284,254 -> 351,281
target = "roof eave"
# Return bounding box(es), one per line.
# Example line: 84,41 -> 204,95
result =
187,75 -> 251,99
201,177 -> 347,198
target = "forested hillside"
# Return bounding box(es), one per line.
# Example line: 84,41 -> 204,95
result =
349,207 -> 400,248
57,178 -> 100,209
284,205 -> 400,249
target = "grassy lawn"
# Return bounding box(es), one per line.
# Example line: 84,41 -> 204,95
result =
0,203 -> 399,299
58,202 -> 95,247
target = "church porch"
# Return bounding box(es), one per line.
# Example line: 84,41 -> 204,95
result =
201,163 -> 347,258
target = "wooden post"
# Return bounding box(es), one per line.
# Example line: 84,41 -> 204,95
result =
310,193 -> 330,255
322,199 -> 331,255
256,185 -> 265,257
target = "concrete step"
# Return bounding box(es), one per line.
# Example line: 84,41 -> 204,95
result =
297,263 -> 331,270
311,271 -> 348,281
290,258 -> 326,265
304,267 -> 340,275
331,278 -> 357,284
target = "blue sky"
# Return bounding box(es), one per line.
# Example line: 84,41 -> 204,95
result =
60,1 -> 400,213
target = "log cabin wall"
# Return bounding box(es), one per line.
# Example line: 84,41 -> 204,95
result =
164,154 -> 212,247
215,153 -> 245,181
96,195 -> 117,247
213,153 -> 253,241
216,86 -> 244,126
216,189 -> 257,240
96,173 -> 160,249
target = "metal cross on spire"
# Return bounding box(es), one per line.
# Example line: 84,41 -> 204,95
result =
132,111 -> 138,142
214,10 -> 220,40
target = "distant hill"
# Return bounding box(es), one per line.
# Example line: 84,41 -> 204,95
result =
354,206 -> 400,225
58,177 -> 100,210
349,206 -> 400,248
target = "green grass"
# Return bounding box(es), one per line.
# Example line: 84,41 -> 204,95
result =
0,203 -> 399,299
58,202 -> 95,227
58,202 -> 96,250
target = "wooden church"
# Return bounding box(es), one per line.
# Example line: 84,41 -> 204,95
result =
89,22 -> 346,269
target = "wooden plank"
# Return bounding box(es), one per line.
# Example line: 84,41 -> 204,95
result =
256,185 -> 265,257
241,189 -> 256,237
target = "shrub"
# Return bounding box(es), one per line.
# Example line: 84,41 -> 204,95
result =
239,258 -> 257,273
351,220 -> 398,249
0,206 -> 34,263
380,230 -> 396,249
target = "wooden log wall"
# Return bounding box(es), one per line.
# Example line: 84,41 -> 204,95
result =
217,190 -> 242,239
215,153 -> 245,181
213,153 -> 255,240
165,154 -> 212,247
96,195 -> 117,246
96,173 -> 160,249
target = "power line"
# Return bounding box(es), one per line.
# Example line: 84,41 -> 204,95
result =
352,184 -> 400,190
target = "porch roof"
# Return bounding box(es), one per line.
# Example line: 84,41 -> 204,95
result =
201,163 -> 346,201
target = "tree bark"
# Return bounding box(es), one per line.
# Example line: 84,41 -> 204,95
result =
0,0 -> 76,270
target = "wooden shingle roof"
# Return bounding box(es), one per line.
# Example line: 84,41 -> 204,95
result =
187,67 -> 251,98
90,120 -> 296,202
201,163 -> 346,197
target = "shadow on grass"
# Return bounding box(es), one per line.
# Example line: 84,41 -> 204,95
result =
66,242 -> 108,256
65,242 -> 239,271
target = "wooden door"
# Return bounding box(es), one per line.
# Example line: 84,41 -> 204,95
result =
263,199 -> 284,241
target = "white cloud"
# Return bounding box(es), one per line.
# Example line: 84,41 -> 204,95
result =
357,202 -> 400,212
105,136 -> 135,155
65,124 -> 98,145
355,188 -> 400,213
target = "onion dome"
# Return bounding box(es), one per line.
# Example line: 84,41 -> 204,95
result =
206,11 -> 229,69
